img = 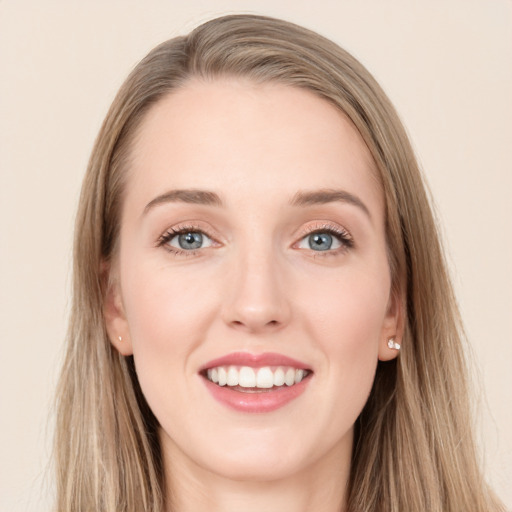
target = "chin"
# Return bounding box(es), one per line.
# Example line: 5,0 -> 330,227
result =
161,422 -> 314,482
202,450 -> 304,482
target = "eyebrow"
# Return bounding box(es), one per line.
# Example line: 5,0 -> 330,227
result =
143,187 -> 371,219
143,189 -> 223,214
290,189 -> 371,219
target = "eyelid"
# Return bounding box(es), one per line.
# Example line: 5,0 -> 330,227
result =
156,220 -> 354,257
156,221 -> 223,255
292,221 -> 354,252
167,229 -> 214,250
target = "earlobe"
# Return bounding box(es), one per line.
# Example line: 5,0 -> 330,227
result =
379,336 -> 401,362
111,334 -> 133,356
387,338 -> 401,351
101,261 -> 133,356
378,287 -> 405,362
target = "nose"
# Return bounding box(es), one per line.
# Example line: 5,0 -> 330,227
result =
221,246 -> 291,334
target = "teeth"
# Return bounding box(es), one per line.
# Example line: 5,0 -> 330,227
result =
256,367 -> 274,388
239,367 -> 256,387
285,368 -> 295,386
207,368 -> 219,383
205,365 -> 309,388
273,367 -> 285,386
218,367 -> 227,386
227,366 -> 239,386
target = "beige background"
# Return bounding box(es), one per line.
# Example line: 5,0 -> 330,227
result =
1,1 -> 511,510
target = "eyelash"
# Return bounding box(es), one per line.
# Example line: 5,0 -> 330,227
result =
156,223 -> 354,257
299,223 -> 354,255
156,224 -> 212,257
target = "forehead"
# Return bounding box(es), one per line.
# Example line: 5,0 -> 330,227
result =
126,78 -> 383,216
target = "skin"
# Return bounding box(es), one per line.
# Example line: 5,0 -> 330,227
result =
105,79 -> 402,512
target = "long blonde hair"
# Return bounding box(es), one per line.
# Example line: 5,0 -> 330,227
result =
54,14 -> 504,512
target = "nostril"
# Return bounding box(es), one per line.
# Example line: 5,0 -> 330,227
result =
229,319 -> 280,329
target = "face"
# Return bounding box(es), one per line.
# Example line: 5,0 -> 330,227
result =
105,79 -> 400,483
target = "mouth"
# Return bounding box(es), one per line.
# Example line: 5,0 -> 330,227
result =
199,352 -> 313,412
201,365 -> 312,392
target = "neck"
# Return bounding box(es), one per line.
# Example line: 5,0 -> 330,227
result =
161,432 -> 351,512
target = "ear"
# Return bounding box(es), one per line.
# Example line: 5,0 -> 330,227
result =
378,286 -> 405,362
101,260 -> 133,356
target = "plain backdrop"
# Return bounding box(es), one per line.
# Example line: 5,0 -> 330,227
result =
1,1 -> 511,510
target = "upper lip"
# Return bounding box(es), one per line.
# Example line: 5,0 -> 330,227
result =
200,352 -> 311,371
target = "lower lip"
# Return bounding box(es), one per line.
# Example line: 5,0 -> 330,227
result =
201,375 -> 311,413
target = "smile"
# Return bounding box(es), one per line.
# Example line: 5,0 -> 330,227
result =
205,365 -> 310,390
200,352 -> 313,412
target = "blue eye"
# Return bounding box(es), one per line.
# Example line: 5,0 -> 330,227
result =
177,232 -> 203,250
308,232 -> 334,251
296,228 -> 352,252
162,230 -> 213,251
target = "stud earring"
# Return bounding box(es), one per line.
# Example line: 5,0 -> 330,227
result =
387,338 -> 401,350
118,336 -> 122,342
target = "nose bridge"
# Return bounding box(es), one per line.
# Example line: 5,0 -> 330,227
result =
222,234 -> 291,332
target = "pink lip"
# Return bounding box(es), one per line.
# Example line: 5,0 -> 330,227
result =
199,352 -> 313,413
202,377 -> 311,413
200,351 -> 311,371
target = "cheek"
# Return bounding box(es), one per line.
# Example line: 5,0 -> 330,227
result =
119,257 -> 222,431
300,265 -> 391,400
121,259 -> 218,356
303,263 -> 391,343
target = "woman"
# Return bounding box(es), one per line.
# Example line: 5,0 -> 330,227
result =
54,14 -> 505,512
